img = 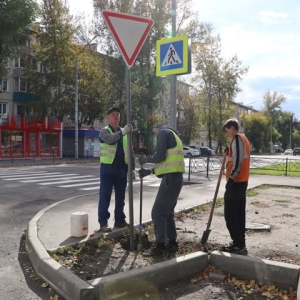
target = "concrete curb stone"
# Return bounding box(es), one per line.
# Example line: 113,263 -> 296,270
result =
210,251 -> 300,290
88,252 -> 208,300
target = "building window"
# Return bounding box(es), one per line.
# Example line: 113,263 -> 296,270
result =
0,79 -> 8,92
15,78 -> 29,92
0,103 -> 8,115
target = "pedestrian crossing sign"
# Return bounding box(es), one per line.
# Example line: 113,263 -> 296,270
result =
156,35 -> 190,76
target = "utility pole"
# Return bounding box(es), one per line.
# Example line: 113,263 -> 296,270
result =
169,0 -> 177,130
75,58 -> 79,159
290,122 -> 292,148
74,36 -> 98,159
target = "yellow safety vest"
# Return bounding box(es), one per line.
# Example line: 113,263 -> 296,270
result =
226,132 -> 250,182
154,130 -> 185,176
100,126 -> 128,164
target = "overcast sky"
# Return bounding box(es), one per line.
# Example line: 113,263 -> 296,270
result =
68,0 -> 300,117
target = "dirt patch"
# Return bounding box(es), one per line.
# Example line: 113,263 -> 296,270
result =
50,186 -> 300,299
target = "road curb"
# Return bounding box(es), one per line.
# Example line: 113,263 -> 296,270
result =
89,251 -> 208,300
26,195 -> 96,300
26,185 -> 300,300
210,251 -> 300,290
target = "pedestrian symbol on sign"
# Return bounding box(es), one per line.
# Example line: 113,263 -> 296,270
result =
162,44 -> 182,66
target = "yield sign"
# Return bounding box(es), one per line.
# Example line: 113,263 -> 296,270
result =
102,10 -> 154,67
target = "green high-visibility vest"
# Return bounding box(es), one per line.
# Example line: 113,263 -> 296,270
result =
100,126 -> 128,164
154,130 -> 185,176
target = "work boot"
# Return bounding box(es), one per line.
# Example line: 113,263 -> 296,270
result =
114,221 -> 129,228
166,240 -> 179,253
220,242 -> 247,255
99,225 -> 112,232
142,243 -> 166,257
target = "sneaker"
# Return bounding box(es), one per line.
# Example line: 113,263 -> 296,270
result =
166,240 -> 179,253
220,242 -> 248,255
142,246 -> 166,257
114,221 -> 129,228
99,225 -> 112,232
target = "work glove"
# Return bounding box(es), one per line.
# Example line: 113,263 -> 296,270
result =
138,154 -> 147,165
121,124 -> 133,136
132,170 -> 136,180
225,178 -> 234,190
138,168 -> 151,178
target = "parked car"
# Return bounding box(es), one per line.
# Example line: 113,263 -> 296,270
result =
200,147 -> 214,156
284,149 -> 293,155
293,148 -> 300,156
183,146 -> 200,158
187,145 -> 201,155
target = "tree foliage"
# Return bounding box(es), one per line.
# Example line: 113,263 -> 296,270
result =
192,33 -> 248,152
243,112 -> 269,152
0,0 -> 39,78
24,0 -> 108,126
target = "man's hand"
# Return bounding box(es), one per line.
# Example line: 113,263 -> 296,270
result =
138,168 -> 151,178
122,124 -> 133,135
138,154 -> 147,165
225,178 -> 234,190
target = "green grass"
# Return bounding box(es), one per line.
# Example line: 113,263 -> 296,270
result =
250,162 -> 300,177
274,199 -> 290,203
246,189 -> 259,197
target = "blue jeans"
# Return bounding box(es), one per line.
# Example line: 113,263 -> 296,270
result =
98,173 -> 127,226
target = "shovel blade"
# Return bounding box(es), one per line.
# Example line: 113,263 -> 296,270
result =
201,229 -> 211,245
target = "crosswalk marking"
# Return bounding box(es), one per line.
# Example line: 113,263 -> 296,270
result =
0,169 -> 212,192
3,173 -> 73,181
20,175 -> 95,183
0,171 -> 58,179
58,181 -> 99,188
0,171 -> 48,176
39,176 -> 96,185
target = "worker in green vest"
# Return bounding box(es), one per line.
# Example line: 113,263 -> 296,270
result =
98,107 -> 135,232
138,124 -> 185,256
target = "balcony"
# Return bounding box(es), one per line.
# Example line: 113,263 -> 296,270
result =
13,92 -> 39,103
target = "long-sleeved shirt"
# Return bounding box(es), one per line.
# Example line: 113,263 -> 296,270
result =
147,125 -> 178,164
99,125 -> 134,176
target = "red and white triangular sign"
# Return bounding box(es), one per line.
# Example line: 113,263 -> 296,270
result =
102,10 -> 154,67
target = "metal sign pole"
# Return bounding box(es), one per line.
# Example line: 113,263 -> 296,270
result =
169,0 -> 177,130
126,66 -> 135,251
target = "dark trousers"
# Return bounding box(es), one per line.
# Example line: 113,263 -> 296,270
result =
224,181 -> 248,247
151,173 -> 183,244
98,174 -> 127,226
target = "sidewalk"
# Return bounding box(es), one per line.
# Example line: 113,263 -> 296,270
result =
26,174 -> 300,300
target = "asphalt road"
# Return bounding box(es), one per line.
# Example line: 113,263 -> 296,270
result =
0,161 -> 215,300
0,163 -> 101,300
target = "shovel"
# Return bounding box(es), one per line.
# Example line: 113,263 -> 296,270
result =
201,150 -> 227,246
137,164 -> 144,251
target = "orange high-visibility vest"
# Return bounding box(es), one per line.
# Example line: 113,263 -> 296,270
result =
226,133 -> 250,182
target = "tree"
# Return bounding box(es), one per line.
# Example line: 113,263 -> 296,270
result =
192,34 -> 248,152
242,112 -> 269,152
177,86 -> 201,145
261,90 -> 286,148
25,0 -> 108,126
0,0 -> 39,78
93,0 -> 212,152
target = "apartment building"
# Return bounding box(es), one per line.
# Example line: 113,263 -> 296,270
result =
0,29 -> 62,159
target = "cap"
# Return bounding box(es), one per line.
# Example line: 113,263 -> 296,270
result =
106,107 -> 120,115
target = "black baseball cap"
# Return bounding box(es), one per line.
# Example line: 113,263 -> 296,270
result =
106,107 -> 120,115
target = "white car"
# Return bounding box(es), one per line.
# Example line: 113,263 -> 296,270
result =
284,149 -> 293,155
183,146 -> 200,158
